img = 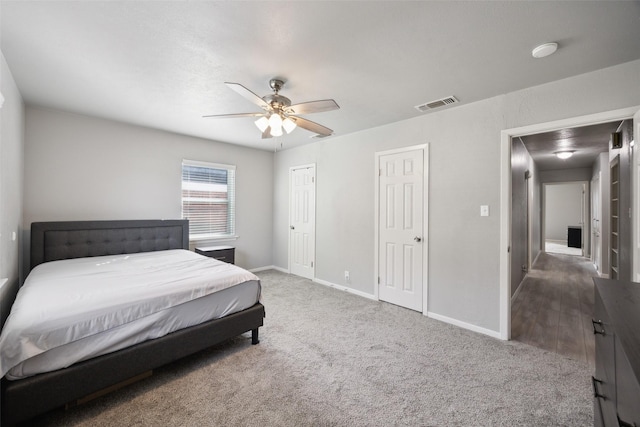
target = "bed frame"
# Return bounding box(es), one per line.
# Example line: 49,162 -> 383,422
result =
1,220 -> 265,426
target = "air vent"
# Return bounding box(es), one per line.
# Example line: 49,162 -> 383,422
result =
414,96 -> 458,112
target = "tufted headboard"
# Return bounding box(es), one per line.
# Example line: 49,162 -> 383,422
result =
30,220 -> 189,270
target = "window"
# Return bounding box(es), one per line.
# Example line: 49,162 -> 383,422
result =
182,160 -> 236,240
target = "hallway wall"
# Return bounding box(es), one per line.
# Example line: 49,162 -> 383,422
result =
510,137 -> 540,297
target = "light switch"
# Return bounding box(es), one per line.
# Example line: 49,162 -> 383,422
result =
480,205 -> 490,217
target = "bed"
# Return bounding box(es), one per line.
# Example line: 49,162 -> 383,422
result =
0,219 -> 265,425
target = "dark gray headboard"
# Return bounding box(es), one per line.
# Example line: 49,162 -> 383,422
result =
30,220 -> 189,270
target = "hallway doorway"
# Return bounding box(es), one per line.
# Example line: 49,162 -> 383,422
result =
511,252 -> 596,368
500,106 -> 639,340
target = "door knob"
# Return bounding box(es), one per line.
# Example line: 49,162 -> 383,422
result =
414,236 -> 422,242
290,225 -> 295,230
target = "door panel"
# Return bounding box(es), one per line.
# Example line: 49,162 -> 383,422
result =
378,149 -> 424,312
290,166 -> 315,279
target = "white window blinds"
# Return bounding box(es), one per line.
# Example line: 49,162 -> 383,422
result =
182,160 -> 236,240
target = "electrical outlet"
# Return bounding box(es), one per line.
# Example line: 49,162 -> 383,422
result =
344,270 -> 350,283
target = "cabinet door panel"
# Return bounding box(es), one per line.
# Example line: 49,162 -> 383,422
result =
594,292 -> 615,384
615,342 -> 640,425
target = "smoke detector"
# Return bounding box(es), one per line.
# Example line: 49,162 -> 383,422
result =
414,96 -> 458,112
532,42 -> 558,59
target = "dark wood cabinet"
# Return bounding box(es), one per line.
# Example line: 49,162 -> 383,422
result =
593,278 -> 640,427
195,245 -> 235,264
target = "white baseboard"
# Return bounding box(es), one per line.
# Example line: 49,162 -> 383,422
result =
249,265 -> 288,274
313,278 -> 377,301
427,311 -> 502,340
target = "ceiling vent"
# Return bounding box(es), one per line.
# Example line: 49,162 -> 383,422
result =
414,96 -> 458,112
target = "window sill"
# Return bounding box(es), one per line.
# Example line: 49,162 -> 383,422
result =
189,234 -> 238,243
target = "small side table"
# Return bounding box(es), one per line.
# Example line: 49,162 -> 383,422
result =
195,245 -> 235,264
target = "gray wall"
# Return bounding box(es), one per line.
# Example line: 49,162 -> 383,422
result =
23,107 -> 274,273
0,52 -> 24,327
273,59 -> 640,334
540,168 -> 592,183
544,183 -> 584,241
510,137 -> 540,297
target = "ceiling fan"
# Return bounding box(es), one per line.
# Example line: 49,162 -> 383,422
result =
203,78 -> 339,138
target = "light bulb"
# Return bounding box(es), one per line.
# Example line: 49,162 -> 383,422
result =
555,151 -> 574,160
282,117 -> 297,134
269,113 -> 282,129
255,116 -> 269,132
270,124 -> 283,137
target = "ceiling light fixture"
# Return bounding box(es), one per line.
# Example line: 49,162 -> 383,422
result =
204,79 -> 337,139
254,116 -> 269,133
282,117 -> 297,134
555,150 -> 575,160
532,42 -> 558,59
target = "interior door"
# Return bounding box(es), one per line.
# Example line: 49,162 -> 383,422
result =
592,174 -> 602,274
378,149 -> 424,312
289,165 -> 316,279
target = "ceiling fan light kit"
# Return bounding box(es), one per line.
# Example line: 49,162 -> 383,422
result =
204,78 -> 339,140
282,117 -> 297,134
254,116 -> 269,132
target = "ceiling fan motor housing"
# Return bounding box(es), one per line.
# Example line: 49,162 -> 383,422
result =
262,94 -> 291,112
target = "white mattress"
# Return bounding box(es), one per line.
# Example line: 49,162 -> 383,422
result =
0,249 -> 260,380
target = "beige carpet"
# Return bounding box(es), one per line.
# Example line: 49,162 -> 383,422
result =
31,270 -> 593,426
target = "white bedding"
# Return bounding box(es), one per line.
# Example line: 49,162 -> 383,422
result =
0,249 -> 260,380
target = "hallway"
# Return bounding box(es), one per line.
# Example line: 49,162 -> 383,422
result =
511,252 -> 596,370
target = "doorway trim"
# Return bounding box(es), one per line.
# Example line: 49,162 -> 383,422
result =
374,143 -> 429,315
500,106 -> 640,340
634,110 -> 640,282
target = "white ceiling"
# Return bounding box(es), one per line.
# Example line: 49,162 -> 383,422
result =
2,1 -> 640,151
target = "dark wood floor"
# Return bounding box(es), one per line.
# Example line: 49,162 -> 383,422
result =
511,251 -> 596,370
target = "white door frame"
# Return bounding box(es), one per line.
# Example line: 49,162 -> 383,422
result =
591,172 -> 602,274
374,144 -> 429,315
288,163 -> 316,279
633,110 -> 640,282
500,106 -> 639,340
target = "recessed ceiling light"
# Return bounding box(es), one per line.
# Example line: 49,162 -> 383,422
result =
532,42 -> 558,59
555,150 -> 574,160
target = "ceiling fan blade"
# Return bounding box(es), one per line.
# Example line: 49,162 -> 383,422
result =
262,128 -> 273,139
290,116 -> 333,136
202,112 -> 265,118
286,99 -> 339,115
225,82 -> 270,110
